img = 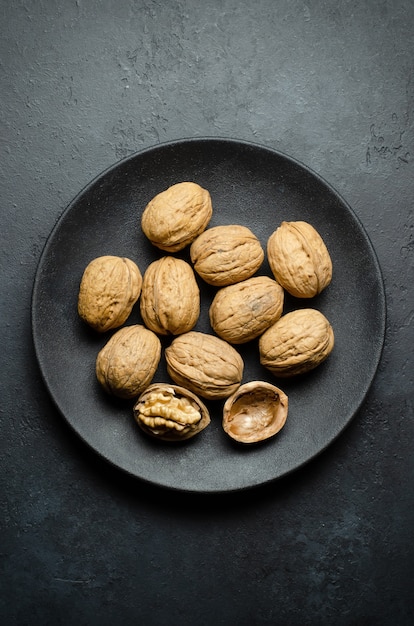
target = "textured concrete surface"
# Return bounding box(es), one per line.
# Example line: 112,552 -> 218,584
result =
1,1 -> 413,624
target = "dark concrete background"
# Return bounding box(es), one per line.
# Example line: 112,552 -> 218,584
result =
1,1 -> 413,624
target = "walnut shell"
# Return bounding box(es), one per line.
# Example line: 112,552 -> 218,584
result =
141,182 -> 212,252
140,256 -> 200,335
267,221 -> 332,298
165,331 -> 244,400
223,381 -> 288,444
134,383 -> 210,442
209,276 -> 284,344
78,256 -> 142,332
190,224 -> 264,286
96,324 -> 161,399
259,308 -> 334,377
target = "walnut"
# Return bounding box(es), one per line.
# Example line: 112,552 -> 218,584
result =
190,224 -> 264,286
96,324 -> 161,399
165,331 -> 244,400
267,221 -> 332,298
78,256 -> 142,332
259,308 -> 334,377
140,256 -> 200,335
134,383 -> 210,441
141,181 -> 212,252
209,276 -> 284,344
222,381 -> 288,444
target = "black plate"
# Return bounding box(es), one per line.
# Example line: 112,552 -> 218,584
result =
32,138 -> 386,493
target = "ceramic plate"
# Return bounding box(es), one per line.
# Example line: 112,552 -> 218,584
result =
32,138 -> 386,493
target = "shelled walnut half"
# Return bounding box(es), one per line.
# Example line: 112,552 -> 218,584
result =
134,384 -> 210,442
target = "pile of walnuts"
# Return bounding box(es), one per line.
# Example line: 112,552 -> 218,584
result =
77,182 -> 334,444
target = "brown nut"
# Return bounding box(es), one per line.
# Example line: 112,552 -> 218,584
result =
96,324 -> 161,399
223,381 -> 288,444
190,224 -> 264,286
78,255 -> 142,332
141,181 -> 212,252
267,221 -> 332,298
134,383 -> 210,442
209,276 -> 284,344
140,256 -> 200,336
259,308 -> 334,377
165,331 -> 244,400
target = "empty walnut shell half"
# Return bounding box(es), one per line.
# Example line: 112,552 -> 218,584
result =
222,381 -> 288,444
78,255 -> 142,332
190,224 -> 264,286
134,383 -> 210,442
267,221 -> 332,298
141,181 -> 212,252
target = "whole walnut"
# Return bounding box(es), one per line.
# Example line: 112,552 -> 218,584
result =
78,255 -> 142,332
209,276 -> 284,344
190,224 -> 264,286
267,221 -> 332,298
259,308 -> 334,377
140,256 -> 200,335
96,324 -> 161,399
165,331 -> 244,400
141,181 -> 212,252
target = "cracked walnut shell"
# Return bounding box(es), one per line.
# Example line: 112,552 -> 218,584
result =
190,224 -> 264,286
134,383 -> 210,441
78,255 -> 142,332
141,181 -> 212,252
267,221 -> 332,298
96,324 -> 161,399
165,331 -> 244,400
140,256 -> 200,335
259,308 -> 334,377
209,276 -> 284,344
223,381 -> 288,444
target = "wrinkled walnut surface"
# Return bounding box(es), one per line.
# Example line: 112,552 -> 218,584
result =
267,221 -> 332,298
190,224 -> 264,286
134,383 -> 210,441
165,331 -> 244,400
259,308 -> 334,377
140,256 -> 200,335
78,255 -> 142,332
96,324 -> 161,399
209,275 -> 284,344
223,381 -> 288,444
141,181 -> 212,252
